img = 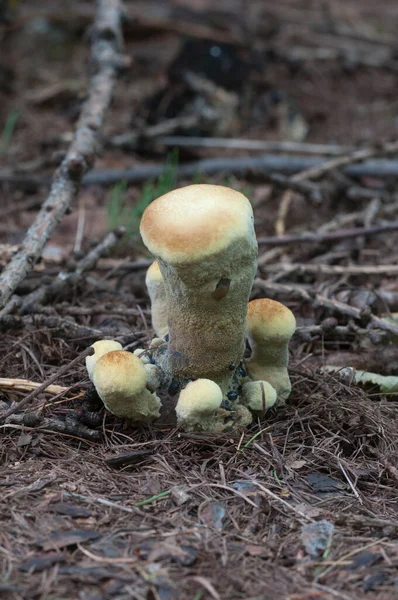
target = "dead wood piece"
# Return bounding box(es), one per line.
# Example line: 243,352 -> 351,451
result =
0,378 -> 68,396
155,136 -> 352,156
4,156 -> 398,190
5,412 -> 101,442
0,0 -> 125,310
275,141 -> 398,235
254,279 -> 398,339
257,222 -> 398,247
20,228 -> 125,313
0,346 -> 94,422
261,263 -> 398,276
0,314 -> 143,346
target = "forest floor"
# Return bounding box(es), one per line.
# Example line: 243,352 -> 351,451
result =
1,1 -> 398,599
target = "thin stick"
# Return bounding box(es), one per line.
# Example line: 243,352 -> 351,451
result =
154,136 -> 352,156
260,263 -> 398,276
0,0 -> 125,309
275,141 -> 398,235
257,222 -> 398,247
20,227 -> 125,312
0,346 -> 94,422
3,155 -> 398,190
254,278 -> 398,338
0,378 -> 68,395
252,480 -> 313,523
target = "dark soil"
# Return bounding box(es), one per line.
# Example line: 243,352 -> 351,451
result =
1,1 -> 398,599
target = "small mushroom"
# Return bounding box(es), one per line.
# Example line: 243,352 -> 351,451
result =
133,348 -> 151,364
145,260 -> 168,338
91,350 -> 161,422
140,184 -> 258,394
86,340 -> 123,380
241,380 -> 277,416
175,379 -> 223,432
246,299 -> 296,404
144,363 -> 162,391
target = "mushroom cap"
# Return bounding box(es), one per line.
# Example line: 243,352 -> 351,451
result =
140,184 -> 254,264
247,299 -> 296,341
92,350 -> 147,399
86,340 -> 123,380
241,380 -> 277,413
145,260 -> 163,283
176,379 -> 223,420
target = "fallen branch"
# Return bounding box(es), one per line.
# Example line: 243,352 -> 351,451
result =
254,279 -> 398,339
257,222 -> 398,247
0,314 -> 144,345
261,263 -> 398,276
0,346 -> 94,422
0,0 -> 125,310
0,378 -> 69,395
155,135 -> 352,156
275,141 -> 398,235
3,155 -> 398,190
20,227 -> 125,313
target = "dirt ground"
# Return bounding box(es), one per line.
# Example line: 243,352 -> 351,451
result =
1,1 -> 398,599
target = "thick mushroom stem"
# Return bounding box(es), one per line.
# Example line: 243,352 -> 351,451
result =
246,299 -> 296,404
140,184 -> 258,394
91,350 -> 161,422
145,261 -> 168,338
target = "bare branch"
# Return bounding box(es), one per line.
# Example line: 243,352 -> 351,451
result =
0,0 -> 125,309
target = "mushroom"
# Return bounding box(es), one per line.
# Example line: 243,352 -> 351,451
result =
246,299 -> 296,404
175,379 -> 223,432
140,184 -> 257,394
86,340 -> 123,380
145,260 -> 168,338
91,350 -> 161,422
241,380 -> 277,416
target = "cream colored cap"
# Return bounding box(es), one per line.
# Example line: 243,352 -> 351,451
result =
247,299 -> 296,340
93,350 -> 147,399
86,340 -> 123,380
176,379 -> 223,420
241,380 -> 277,413
145,260 -> 163,283
140,184 -> 254,264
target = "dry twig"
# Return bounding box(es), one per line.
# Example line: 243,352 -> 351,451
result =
0,0 -> 125,309
275,141 -> 398,235
257,222 -> 398,247
0,346 -> 94,422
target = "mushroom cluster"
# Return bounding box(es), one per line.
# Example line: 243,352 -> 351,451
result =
85,184 -> 296,431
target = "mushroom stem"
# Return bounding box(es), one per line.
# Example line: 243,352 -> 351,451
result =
246,299 -> 296,403
140,185 -> 258,394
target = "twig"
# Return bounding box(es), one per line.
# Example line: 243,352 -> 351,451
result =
0,0 -> 125,310
0,378 -> 68,395
254,278 -> 398,338
155,136 -> 352,155
275,141 -> 398,235
257,222 -> 398,247
20,227 -> 125,313
108,115 -> 201,150
0,314 -> 143,345
260,263 -> 398,276
0,346 -> 94,422
3,155 -> 398,190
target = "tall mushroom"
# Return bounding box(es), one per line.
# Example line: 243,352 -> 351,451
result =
246,298 -> 296,404
140,184 -> 258,394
